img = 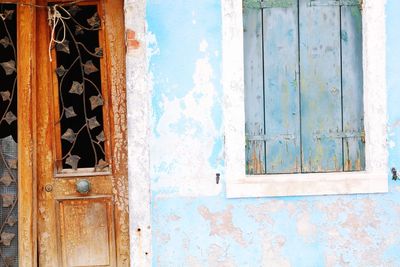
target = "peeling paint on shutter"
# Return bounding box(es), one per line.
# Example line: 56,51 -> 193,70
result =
244,0 -> 296,9
341,5 -> 365,171
244,7 -> 266,174
243,0 -> 364,174
309,0 -> 361,7
299,0 -> 343,172
262,3 -> 301,173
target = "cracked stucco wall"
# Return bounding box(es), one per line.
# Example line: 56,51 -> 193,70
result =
125,0 -> 400,266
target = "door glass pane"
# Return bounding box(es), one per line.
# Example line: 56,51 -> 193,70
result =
51,4 -> 107,171
0,4 -> 18,266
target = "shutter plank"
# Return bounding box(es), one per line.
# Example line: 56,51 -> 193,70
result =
299,0 -> 343,172
263,5 -> 301,173
244,8 -> 266,174
341,6 -> 365,171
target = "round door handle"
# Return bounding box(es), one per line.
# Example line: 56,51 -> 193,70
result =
76,179 -> 91,194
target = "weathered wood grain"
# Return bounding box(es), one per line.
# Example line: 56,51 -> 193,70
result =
299,0 -> 343,172
244,7 -> 266,174
17,1 -> 37,266
263,3 -> 301,173
341,5 -> 365,171
37,1 -> 129,266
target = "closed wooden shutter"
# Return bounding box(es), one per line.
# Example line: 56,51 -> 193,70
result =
244,0 -> 365,174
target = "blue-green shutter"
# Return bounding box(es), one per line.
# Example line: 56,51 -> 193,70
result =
262,3 -> 301,173
244,7 -> 266,174
299,0 -> 343,172
341,5 -> 365,171
243,0 -> 364,174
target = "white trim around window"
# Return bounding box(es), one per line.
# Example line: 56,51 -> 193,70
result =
222,0 -> 388,198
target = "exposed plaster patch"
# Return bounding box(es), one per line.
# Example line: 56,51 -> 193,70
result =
146,31 -> 160,59
198,205 -> 247,247
316,197 -> 394,266
207,244 -> 236,267
152,44 -> 222,197
126,29 -> 140,50
199,39 -> 208,52
166,214 -> 181,222
296,212 -> 317,243
186,256 -> 202,267
158,233 -> 171,244
125,0 -> 151,266
261,235 -> 291,267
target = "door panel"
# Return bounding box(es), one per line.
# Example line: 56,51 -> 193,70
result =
58,198 -> 115,267
37,1 -> 129,266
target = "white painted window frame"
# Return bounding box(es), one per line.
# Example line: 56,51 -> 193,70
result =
222,0 -> 388,198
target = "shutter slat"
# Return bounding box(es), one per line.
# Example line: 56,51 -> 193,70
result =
244,8 -> 266,174
263,5 -> 301,173
310,0 -> 360,6
244,0 -> 296,9
299,0 -> 343,172
341,5 -> 365,171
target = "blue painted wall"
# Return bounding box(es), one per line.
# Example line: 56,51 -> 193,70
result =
148,0 -> 400,265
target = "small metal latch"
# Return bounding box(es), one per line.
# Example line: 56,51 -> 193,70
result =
45,184 -> 53,192
392,168 -> 398,181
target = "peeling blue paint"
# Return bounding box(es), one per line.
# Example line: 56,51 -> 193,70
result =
148,0 -> 400,266
208,137 -> 223,169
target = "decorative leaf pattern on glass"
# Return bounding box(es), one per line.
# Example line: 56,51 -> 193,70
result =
94,47 -> 103,57
0,60 -> 15,75
88,116 -> 100,130
5,216 -> 16,227
65,106 -> 77,118
69,81 -> 84,95
0,36 -> 10,48
65,155 -> 81,170
89,95 -> 103,110
2,194 -> 13,208
96,159 -> 109,171
68,5 -> 82,16
0,4 -> 18,264
83,60 -> 99,75
61,128 -> 77,143
0,232 -> 15,246
4,112 -> 16,125
56,40 -> 70,54
52,4 -> 107,170
0,91 -> 10,101
0,174 -> 12,186
96,131 -> 105,142
56,65 -> 67,77
87,12 -> 100,28
6,159 -> 16,169
75,25 -> 84,35
0,10 -> 14,21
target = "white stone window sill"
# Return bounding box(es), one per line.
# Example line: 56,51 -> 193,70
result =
226,172 -> 388,198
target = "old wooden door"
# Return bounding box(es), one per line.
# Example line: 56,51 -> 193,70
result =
36,1 -> 129,266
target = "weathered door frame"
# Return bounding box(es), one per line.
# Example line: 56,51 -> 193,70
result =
12,0 -> 129,265
17,1 -> 37,266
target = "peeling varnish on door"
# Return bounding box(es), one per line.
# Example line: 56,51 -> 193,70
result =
105,0 -> 130,263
